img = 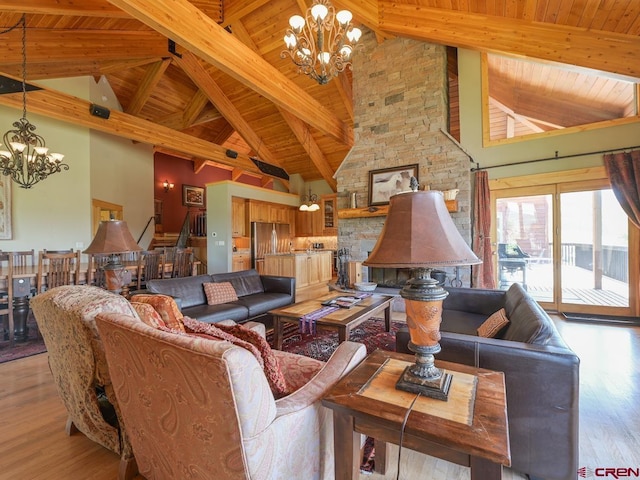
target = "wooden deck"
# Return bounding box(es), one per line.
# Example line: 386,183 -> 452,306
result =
525,285 -> 628,307
500,263 -> 629,308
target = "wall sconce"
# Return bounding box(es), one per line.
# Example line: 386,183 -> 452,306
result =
163,180 -> 174,193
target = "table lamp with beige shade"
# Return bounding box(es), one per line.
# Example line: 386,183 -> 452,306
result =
364,181 -> 481,400
84,220 -> 142,295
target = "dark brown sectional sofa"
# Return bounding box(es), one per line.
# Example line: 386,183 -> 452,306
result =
144,269 -> 295,324
396,283 -> 579,480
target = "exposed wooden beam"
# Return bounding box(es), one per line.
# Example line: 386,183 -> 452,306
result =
125,58 -> 171,115
211,122 -> 235,144
0,0 -> 130,17
100,57 -> 165,75
220,0 -> 272,27
193,158 -> 207,173
490,97 -> 546,134
378,2 -> 640,80
106,0 -> 354,146
231,168 -> 244,181
335,71 -> 354,122
182,90 -> 211,128
174,53 -> 278,164
0,57 -> 165,81
335,0 -> 394,41
228,16 -> 341,187
0,78 -> 273,178
173,52 -> 289,191
279,109 -> 338,192
0,29 -> 168,65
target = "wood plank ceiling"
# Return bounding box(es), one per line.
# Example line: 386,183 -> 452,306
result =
0,0 -> 638,190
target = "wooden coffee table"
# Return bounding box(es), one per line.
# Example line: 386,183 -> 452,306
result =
269,293 -> 394,350
322,349 -> 511,480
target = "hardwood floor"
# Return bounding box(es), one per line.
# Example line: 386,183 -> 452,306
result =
0,314 -> 638,479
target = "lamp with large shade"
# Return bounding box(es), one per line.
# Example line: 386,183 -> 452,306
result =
364,183 -> 481,400
84,220 -> 142,295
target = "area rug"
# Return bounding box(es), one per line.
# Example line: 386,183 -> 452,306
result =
0,312 -> 46,364
279,316 -> 403,362
277,316 -> 400,474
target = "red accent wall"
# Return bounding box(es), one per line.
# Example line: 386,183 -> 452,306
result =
154,153 -> 265,233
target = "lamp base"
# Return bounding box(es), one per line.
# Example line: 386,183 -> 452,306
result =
396,365 -> 452,401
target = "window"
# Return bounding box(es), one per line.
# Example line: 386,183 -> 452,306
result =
482,53 -> 639,145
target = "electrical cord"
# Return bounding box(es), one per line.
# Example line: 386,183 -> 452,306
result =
396,392 -> 421,480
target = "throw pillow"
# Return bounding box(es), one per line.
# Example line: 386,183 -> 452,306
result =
203,282 -> 238,305
130,294 -> 185,332
182,316 -> 289,398
130,301 -> 166,329
477,308 -> 510,338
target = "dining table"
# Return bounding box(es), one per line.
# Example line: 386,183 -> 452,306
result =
1,261 -> 198,343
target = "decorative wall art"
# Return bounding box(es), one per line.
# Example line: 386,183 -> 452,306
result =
368,164 -> 419,206
0,176 -> 12,239
182,184 -> 205,207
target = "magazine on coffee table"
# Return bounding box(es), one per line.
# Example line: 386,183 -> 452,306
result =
322,295 -> 363,308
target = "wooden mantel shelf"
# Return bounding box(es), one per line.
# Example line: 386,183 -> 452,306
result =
338,200 -> 458,219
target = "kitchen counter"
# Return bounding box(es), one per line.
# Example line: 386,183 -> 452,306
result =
263,250 -> 333,302
265,250 -> 328,256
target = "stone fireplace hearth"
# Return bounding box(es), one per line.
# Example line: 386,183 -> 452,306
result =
336,31 -> 473,287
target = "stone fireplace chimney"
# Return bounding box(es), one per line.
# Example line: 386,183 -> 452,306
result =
336,31 -> 473,287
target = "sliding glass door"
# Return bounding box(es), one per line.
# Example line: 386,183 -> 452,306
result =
495,187 -> 554,304
492,178 -> 632,316
558,184 -> 629,313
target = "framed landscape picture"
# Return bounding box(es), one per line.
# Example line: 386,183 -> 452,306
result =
368,164 -> 419,206
182,184 -> 205,207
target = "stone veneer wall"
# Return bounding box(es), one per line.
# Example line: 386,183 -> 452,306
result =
336,32 -> 473,286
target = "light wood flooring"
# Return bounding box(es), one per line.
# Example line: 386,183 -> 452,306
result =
0,314 -> 638,479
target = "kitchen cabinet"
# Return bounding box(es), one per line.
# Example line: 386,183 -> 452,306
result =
295,208 -> 323,237
248,200 -> 293,224
232,253 -> 251,272
232,197 -> 246,237
269,204 -> 290,224
321,194 -> 337,235
248,200 -> 270,223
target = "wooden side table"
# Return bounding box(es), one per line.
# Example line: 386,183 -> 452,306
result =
322,349 -> 511,480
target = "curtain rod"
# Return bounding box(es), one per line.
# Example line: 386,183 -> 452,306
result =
471,144 -> 640,171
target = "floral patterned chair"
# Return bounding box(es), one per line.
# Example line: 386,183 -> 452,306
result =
94,309 -> 367,480
30,285 -> 140,480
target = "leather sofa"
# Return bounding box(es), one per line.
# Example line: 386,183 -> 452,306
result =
396,283 -> 579,480
144,269 -> 295,324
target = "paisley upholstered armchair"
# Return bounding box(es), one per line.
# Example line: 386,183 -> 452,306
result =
95,310 -> 367,480
30,285 -> 139,480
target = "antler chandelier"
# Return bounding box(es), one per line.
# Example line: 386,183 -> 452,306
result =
281,0 -> 362,85
0,15 -> 67,189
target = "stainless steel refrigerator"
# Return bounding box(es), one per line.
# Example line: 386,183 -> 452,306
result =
251,222 -> 292,272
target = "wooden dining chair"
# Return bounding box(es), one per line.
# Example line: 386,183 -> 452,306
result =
37,250 -> 82,293
170,247 -> 194,278
0,253 -> 15,346
8,249 -> 35,269
136,250 -> 166,290
87,253 -> 111,288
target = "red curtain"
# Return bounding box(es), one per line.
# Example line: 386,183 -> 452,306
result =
604,150 -> 640,228
471,170 -> 496,289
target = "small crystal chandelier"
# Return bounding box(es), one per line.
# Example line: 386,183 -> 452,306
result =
281,0 -> 362,85
0,15 -> 67,189
299,187 -> 320,211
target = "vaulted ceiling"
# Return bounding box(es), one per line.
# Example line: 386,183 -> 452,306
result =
0,0 -> 638,190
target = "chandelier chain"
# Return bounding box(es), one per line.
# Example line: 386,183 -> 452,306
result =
20,14 -> 26,120
0,13 -> 69,188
